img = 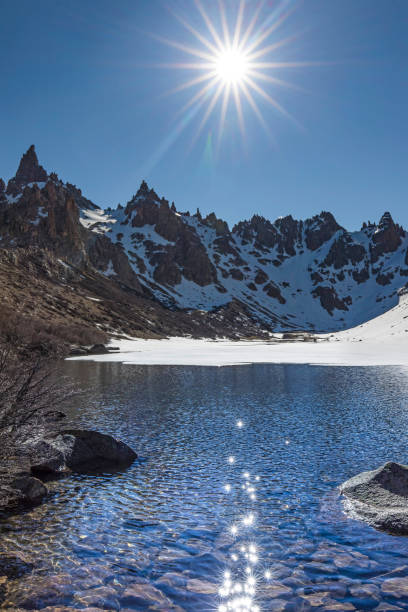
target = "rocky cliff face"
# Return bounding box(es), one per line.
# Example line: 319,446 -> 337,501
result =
1,145 -> 408,336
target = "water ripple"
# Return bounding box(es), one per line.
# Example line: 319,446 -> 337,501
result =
2,363 -> 408,610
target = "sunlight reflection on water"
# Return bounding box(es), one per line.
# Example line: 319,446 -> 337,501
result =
218,423 -> 266,612
3,363 -> 408,610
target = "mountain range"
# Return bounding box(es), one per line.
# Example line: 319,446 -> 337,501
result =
1,145 -> 407,341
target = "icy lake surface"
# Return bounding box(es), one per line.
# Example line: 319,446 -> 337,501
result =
3,362 -> 408,610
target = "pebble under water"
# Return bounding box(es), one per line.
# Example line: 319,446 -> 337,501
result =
3,362 -> 408,610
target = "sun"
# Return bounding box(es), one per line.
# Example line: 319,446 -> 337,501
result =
215,48 -> 249,84
153,0 -> 317,148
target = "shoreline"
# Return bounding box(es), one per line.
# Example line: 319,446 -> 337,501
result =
67,336 -> 408,368
67,293 -> 408,368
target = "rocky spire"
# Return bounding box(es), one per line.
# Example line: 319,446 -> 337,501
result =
371,211 -> 403,261
137,180 -> 149,197
6,145 -> 48,196
15,145 -> 47,184
378,211 -> 394,230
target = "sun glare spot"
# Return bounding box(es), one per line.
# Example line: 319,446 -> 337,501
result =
215,48 -> 249,84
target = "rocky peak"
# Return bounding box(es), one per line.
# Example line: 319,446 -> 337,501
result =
137,180 -> 149,197
0,179 -> 5,194
203,212 -> 229,235
273,215 -> 303,256
305,212 -> 341,251
371,211 -> 403,261
378,211 -> 394,231
124,181 -> 161,218
7,145 -> 48,196
233,215 -> 277,246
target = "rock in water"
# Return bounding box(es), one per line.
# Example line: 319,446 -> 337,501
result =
28,429 -> 137,474
11,475 -> 48,505
63,429 -> 137,470
340,462 -> 408,534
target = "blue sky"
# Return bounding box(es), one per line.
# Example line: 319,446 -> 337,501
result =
0,0 -> 407,229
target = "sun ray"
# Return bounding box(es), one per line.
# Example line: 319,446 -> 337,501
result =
247,69 -> 307,93
247,0 -> 300,51
151,33 -> 215,62
244,74 -> 302,128
194,81 -> 225,143
170,10 -> 219,57
155,62 -> 215,70
232,0 -> 245,49
245,9 -> 293,55
238,0 -> 264,51
218,0 -> 231,48
194,0 -> 224,50
247,33 -> 301,62
217,82 -> 232,149
232,82 -> 245,139
250,60 -> 333,68
162,71 -> 218,99
177,77 -> 220,118
240,80 -> 270,134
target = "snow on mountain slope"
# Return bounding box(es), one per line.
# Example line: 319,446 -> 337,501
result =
77,181 -> 408,332
3,146 -> 408,335
332,288 -> 408,342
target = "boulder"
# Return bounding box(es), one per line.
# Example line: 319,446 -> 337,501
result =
62,429 -> 137,470
88,344 -> 109,355
340,462 -> 408,534
11,475 -> 48,505
28,435 -> 73,474
27,430 -> 137,475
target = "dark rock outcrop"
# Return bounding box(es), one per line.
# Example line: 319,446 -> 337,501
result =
203,212 -> 229,235
371,212 -> 404,262
6,145 -> 48,196
305,212 -> 340,251
27,429 -> 137,475
11,475 -> 48,504
340,462 -> 408,534
312,285 -> 349,315
0,458 -> 48,508
324,234 -> 366,269
63,429 -> 137,470
87,343 -> 110,355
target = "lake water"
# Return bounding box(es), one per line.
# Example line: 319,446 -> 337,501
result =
3,362 -> 408,610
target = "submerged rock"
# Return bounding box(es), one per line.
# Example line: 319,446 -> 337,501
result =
340,462 -> 408,534
11,475 -> 48,504
0,554 -> 34,579
1,455 -> 48,508
121,582 -> 174,608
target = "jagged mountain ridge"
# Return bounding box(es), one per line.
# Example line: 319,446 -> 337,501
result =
1,145 -> 407,335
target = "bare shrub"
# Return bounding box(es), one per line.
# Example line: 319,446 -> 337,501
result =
0,303 -> 107,355
0,346 -> 73,460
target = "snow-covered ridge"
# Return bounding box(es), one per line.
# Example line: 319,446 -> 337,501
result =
2,146 -> 407,335
75,183 -> 408,333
